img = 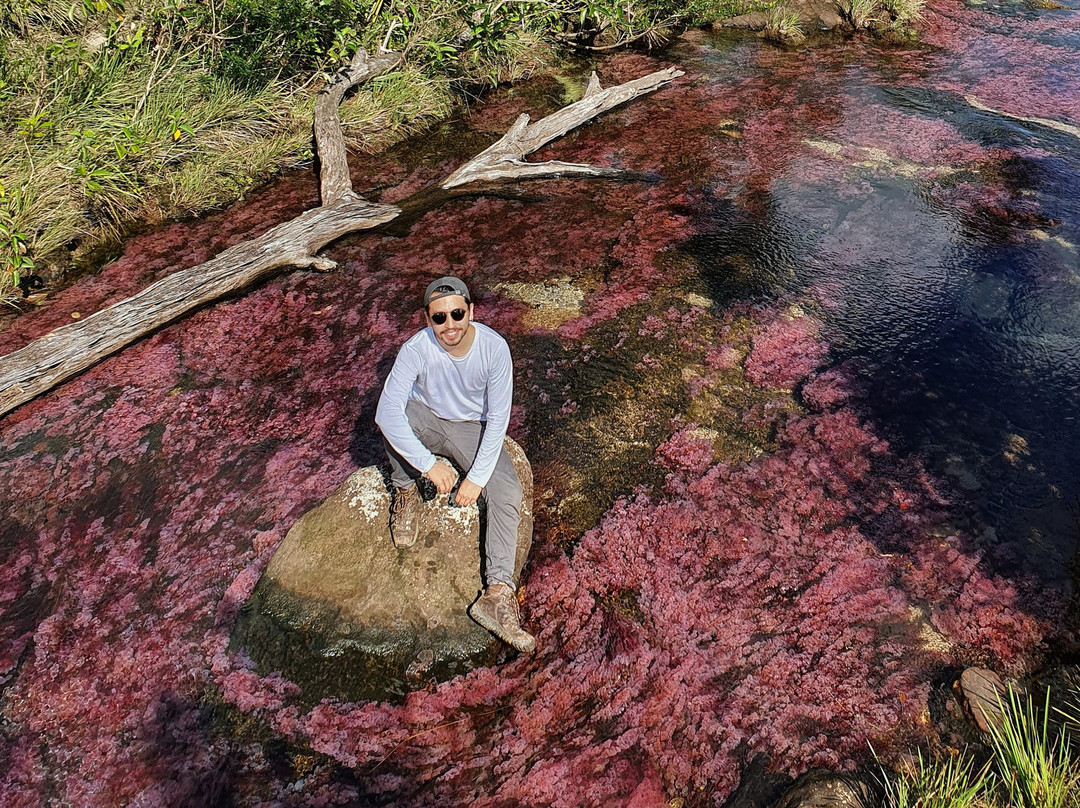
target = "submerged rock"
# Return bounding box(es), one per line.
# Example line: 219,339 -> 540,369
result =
494,276 -> 587,329
231,438 -> 533,703
957,667 -> 1008,733
773,772 -> 878,808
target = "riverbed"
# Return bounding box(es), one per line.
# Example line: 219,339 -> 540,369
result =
2,2 -> 1079,805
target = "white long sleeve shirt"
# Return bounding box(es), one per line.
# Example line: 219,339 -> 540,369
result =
375,322 -> 513,488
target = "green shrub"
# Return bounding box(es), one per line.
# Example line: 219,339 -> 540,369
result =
214,0 -> 362,89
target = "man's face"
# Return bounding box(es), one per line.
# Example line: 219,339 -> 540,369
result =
425,294 -> 472,351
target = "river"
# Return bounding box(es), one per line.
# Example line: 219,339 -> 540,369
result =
2,1 -> 1079,805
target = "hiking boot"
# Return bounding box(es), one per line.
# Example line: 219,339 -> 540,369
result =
468,583 -> 536,653
390,485 -> 422,548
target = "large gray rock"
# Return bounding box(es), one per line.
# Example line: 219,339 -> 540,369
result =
231,438 -> 532,703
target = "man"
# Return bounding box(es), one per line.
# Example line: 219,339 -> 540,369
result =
375,276 -> 535,654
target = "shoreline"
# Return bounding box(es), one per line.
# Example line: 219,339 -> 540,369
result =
0,0 -> 927,310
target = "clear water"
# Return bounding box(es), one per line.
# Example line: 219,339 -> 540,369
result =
4,2 -> 1080,803
683,18 -> 1080,582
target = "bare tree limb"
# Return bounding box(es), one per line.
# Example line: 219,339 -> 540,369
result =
0,198 -> 400,416
583,71 -> 603,98
441,66 -> 683,188
1,51 -> 403,418
315,49 -> 405,205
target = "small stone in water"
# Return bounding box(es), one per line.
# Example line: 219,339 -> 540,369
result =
957,667 -> 1008,733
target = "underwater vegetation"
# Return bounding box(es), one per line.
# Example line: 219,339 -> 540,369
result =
207,302 -> 1057,806
3,3 -> 1080,803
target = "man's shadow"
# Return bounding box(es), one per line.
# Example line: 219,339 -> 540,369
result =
347,352 -> 441,504
349,352 -> 396,468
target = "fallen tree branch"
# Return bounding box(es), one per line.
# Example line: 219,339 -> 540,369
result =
442,68 -> 683,188
0,50 -> 403,419
0,59 -> 682,419
316,49 -> 404,205
0,199 -> 401,417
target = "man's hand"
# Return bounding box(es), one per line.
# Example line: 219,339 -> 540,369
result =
424,460 -> 458,494
454,478 -> 483,507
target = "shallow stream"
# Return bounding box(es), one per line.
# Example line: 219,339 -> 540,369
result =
3,1 -> 1080,805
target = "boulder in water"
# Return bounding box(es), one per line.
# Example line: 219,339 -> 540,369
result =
231,438 -> 533,703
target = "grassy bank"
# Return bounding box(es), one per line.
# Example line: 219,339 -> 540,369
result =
0,0 -> 932,309
0,0 -> 770,309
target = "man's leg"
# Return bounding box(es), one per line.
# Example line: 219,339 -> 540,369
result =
476,450 -> 523,587
432,420 -> 522,588
384,401 -> 448,547
428,419 -> 533,653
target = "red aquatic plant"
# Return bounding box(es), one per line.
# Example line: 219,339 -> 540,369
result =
201,306 -> 1054,807
1,11 -> 1071,805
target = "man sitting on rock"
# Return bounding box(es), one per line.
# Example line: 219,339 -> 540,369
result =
375,276 -> 535,654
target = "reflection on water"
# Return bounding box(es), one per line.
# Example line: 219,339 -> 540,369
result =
686,28 -> 1080,580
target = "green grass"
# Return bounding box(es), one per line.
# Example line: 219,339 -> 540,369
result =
880,0 -> 926,25
880,685 -> 1080,808
881,749 -> 995,808
986,687 -> 1080,808
837,0 -> 925,31
838,0 -> 881,29
677,0 -> 772,23
763,4 -> 805,44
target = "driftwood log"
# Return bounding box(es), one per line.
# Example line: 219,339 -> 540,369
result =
0,50 -> 682,418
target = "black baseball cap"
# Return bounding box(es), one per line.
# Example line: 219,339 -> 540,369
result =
424,276 -> 471,307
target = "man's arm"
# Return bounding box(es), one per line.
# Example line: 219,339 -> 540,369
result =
375,344 -> 438,478
462,339 -> 513,494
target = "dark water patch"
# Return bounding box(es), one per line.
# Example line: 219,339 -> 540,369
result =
659,40 -> 1080,585
750,164 -> 1080,579
684,195 -> 821,306
830,230 -> 1080,574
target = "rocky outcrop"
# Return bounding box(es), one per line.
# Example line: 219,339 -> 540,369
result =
720,0 -> 845,32
231,438 -> 533,703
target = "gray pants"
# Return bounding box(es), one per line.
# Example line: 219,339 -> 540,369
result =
385,400 -> 522,587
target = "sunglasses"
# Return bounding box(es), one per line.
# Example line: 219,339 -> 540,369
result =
430,308 -> 467,325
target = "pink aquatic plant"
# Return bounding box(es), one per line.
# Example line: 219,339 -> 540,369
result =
744,312 -> 830,389
1,6 -> 1072,804
203,306 -> 1054,807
